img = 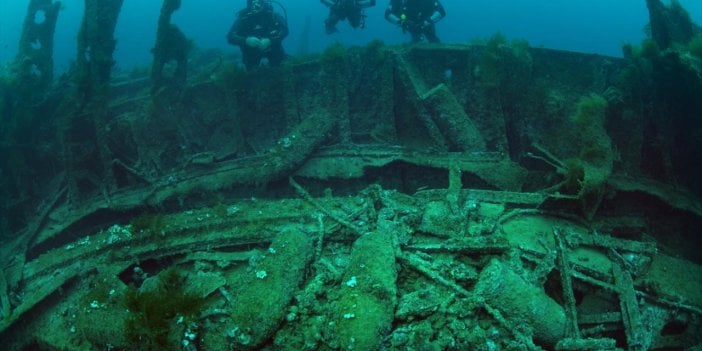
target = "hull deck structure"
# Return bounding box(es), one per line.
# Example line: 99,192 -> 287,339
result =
1,1 -> 701,350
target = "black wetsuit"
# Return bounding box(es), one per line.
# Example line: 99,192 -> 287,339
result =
227,7 -> 288,70
385,0 -> 446,43
321,0 -> 376,33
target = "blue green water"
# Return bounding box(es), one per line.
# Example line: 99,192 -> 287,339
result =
1,0 -> 701,71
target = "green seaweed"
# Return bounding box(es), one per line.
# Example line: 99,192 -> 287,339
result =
570,94 -> 613,172
212,202 -> 228,219
476,33 -> 507,90
640,39 -> 661,59
211,62 -> 248,94
130,213 -> 166,236
320,43 -> 349,74
563,94 -> 613,219
561,158 -> 585,195
362,39 -> 388,68
571,94 -> 609,162
476,33 -> 533,98
622,39 -> 660,60
668,0 -> 696,44
647,0 -> 696,50
123,268 -> 205,351
80,277 -> 116,308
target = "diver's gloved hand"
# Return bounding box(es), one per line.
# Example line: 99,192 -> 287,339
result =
245,36 -> 271,50
245,36 -> 262,48
259,38 -> 271,50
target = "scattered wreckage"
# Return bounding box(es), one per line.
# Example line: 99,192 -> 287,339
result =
1,0 -> 702,350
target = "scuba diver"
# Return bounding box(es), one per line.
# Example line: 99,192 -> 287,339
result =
321,0 -> 377,34
227,0 -> 289,70
385,0 -> 446,43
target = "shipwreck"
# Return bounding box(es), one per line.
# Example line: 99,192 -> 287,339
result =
1,0 -> 702,350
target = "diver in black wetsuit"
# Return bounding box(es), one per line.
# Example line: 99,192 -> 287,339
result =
385,0 -> 446,43
321,0 -> 376,34
227,0 -> 289,70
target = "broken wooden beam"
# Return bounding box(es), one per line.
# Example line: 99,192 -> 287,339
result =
554,228 -> 581,339
30,108 -> 336,248
404,235 -> 509,254
296,144 -> 527,190
612,261 -> 645,351
566,231 -> 657,255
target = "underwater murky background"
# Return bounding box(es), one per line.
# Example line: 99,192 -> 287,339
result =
2,0 -> 702,71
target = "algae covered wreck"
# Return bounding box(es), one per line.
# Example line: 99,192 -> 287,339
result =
1,0 -> 702,350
